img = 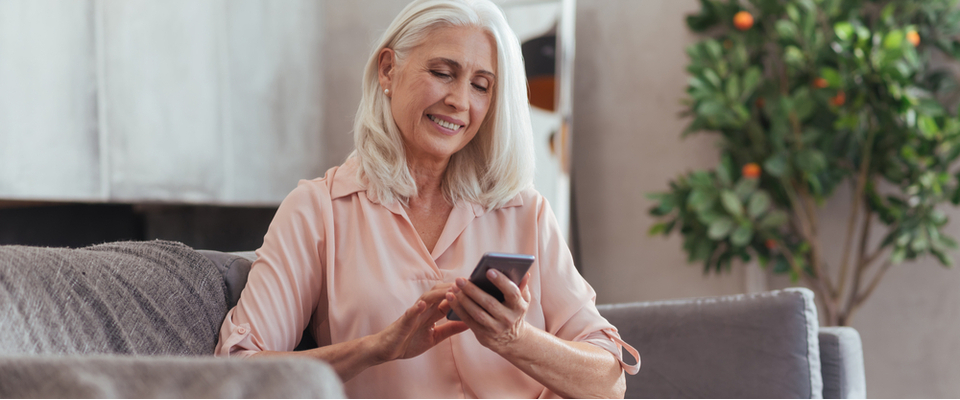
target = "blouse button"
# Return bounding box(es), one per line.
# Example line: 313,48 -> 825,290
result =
237,327 -> 247,334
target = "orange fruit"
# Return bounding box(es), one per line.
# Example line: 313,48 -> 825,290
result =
742,163 -> 761,179
907,30 -> 920,46
831,91 -> 846,106
755,97 -> 766,108
734,11 -> 754,31
813,77 -> 829,89
765,239 -> 777,250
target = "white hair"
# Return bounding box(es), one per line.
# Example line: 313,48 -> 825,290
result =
350,0 -> 535,211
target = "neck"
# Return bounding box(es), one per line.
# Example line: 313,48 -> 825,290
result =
406,157 -> 448,206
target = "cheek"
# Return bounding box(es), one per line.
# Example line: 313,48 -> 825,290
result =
472,97 -> 492,127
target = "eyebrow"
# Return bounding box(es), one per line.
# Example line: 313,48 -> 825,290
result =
430,57 -> 496,80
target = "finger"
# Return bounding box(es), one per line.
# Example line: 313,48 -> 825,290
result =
455,277 -> 501,313
433,320 -> 469,341
451,285 -> 498,328
519,272 -> 532,303
445,291 -> 482,328
399,300 -> 428,329
438,298 -> 451,313
420,285 -> 455,305
485,269 -> 523,305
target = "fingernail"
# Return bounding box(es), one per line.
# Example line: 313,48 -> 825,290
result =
487,269 -> 498,279
456,277 -> 466,287
451,284 -> 460,293
446,292 -> 455,301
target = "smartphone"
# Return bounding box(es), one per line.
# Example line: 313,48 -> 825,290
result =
446,252 -> 535,321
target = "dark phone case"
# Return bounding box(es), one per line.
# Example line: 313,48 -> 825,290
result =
447,252 -> 535,321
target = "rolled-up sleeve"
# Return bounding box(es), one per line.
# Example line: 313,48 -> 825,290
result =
215,181 -> 327,357
535,198 -> 640,375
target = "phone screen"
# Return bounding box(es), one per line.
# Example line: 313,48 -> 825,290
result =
447,252 -> 535,321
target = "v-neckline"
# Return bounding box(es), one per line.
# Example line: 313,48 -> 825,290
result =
398,201 -> 479,263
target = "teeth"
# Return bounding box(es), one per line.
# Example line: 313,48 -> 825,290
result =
429,115 -> 461,130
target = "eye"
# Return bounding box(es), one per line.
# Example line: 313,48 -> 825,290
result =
431,70 -> 451,79
472,83 -> 489,93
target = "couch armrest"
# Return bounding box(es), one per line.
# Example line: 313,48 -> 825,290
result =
0,355 -> 344,398
598,288 -> 823,398
819,327 -> 866,399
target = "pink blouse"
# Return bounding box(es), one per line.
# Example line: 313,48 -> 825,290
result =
216,157 -> 639,398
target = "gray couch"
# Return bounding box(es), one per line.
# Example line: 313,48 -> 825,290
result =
0,240 -> 865,398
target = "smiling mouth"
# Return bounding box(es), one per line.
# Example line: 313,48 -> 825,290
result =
428,114 -> 463,131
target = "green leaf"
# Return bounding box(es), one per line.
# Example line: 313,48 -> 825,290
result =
741,67 -> 763,101
721,190 -> 744,217
733,178 -> 759,200
708,217 -> 735,239
773,256 -> 790,274
697,99 -> 726,118
726,74 -> 741,102
764,154 -> 789,177
884,30 -> 904,50
648,222 -> 670,236
748,191 -> 771,218
731,225 -> 754,247
703,69 -> 722,89
793,87 -> 815,121
758,210 -> 789,229
776,20 -> 800,41
931,248 -> 953,267
891,247 -> 907,264
784,46 -> 805,68
718,155 -> 734,186
705,39 -> 723,61
786,4 -> 800,22
796,149 -> 827,173
688,189 -> 717,212
820,67 -> 841,87
691,238 -> 713,262
696,208 -> 724,224
911,231 -> 929,252
835,22 -> 854,41
918,115 -> 940,138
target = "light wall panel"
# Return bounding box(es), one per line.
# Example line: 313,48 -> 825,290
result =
99,0 -> 225,203
0,0 -> 101,201
224,0 -> 325,203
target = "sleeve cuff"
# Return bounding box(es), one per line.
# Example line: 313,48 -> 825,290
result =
580,328 -> 640,375
215,320 -> 260,358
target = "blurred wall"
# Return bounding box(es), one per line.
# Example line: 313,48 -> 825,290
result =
573,0 -> 960,398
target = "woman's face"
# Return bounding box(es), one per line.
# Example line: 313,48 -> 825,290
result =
379,25 -> 497,166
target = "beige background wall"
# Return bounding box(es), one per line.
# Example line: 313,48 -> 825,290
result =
313,0 -> 960,397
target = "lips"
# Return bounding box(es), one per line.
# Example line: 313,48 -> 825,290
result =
427,114 -> 463,132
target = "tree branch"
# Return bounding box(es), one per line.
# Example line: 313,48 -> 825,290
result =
842,209 -> 874,324
855,260 -> 892,308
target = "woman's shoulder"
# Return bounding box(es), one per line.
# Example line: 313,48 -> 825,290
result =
280,158 -> 364,208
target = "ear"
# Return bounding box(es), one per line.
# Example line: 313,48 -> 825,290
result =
377,48 -> 396,94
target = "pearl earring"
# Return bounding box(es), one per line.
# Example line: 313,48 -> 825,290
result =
384,89 -> 390,96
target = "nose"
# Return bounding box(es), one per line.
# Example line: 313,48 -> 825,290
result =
444,81 -> 470,111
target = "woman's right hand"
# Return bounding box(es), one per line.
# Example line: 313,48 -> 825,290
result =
372,283 -> 469,362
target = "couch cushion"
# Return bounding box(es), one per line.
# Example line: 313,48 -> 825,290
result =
0,240 -> 227,356
0,354 -> 344,398
195,250 -> 255,309
598,288 -> 823,398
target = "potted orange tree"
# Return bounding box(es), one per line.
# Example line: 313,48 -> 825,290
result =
648,0 -> 960,326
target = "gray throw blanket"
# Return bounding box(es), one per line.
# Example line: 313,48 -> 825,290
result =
0,240 -> 227,356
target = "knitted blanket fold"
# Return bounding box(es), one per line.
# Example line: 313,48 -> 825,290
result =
0,240 -> 226,356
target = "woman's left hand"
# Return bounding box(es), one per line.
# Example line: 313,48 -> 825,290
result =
444,270 -> 532,353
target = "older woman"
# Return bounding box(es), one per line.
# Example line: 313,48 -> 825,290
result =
215,0 -> 638,397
